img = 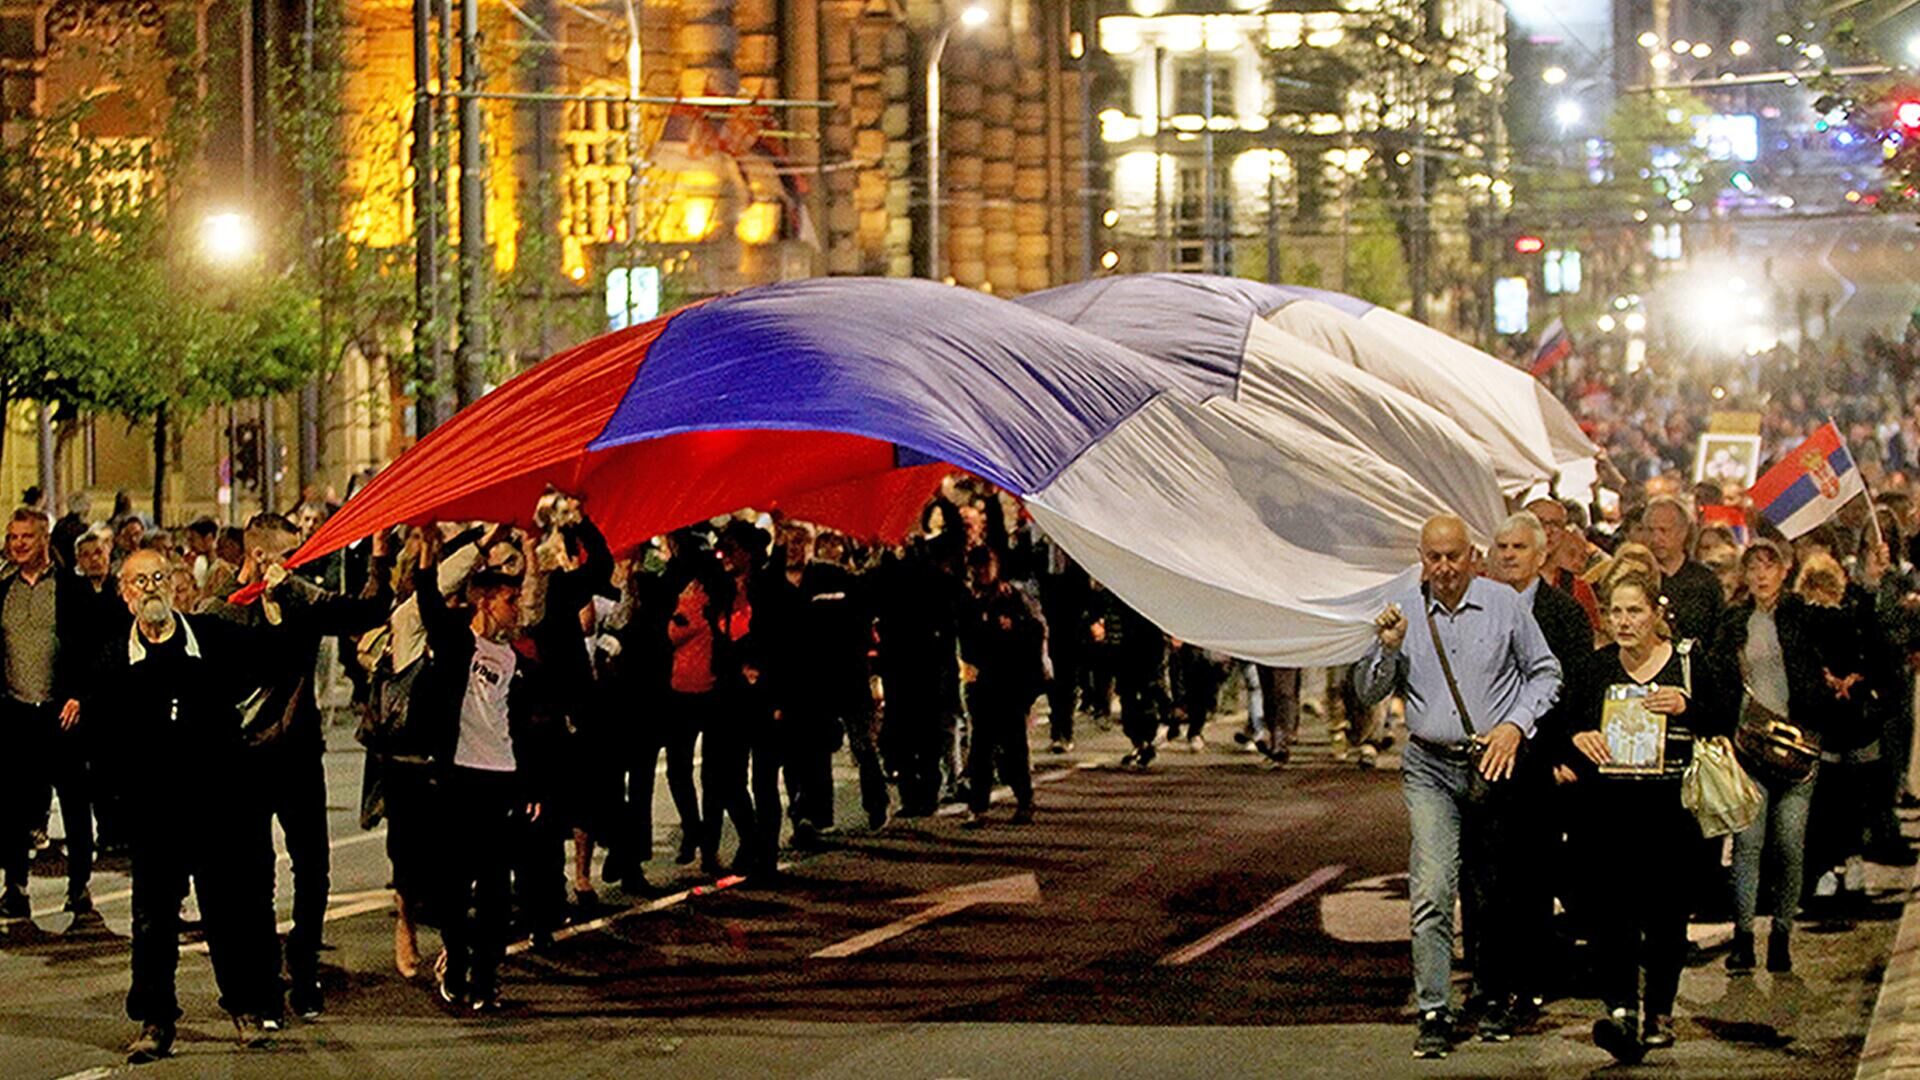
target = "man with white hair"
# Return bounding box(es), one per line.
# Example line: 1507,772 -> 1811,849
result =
1357,514 -> 1562,1059
94,547 -> 285,1062
1488,509 -> 1594,1017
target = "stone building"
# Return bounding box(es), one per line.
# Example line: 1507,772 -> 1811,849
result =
3,0 -> 1092,522
1089,0 -> 1510,333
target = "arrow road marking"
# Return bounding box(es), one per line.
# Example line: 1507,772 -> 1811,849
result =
1158,864 -> 1346,966
810,872 -> 1042,959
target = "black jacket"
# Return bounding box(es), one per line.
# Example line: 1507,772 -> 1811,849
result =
198,557 -> 395,755
1662,560 -> 1725,647
960,581 -> 1049,703
1706,595 -> 1844,740
86,613 -> 281,822
1529,578 -> 1598,766
410,566 -> 561,794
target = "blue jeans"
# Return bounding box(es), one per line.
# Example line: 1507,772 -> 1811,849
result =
1732,766 -> 1815,935
1403,739 -> 1521,1014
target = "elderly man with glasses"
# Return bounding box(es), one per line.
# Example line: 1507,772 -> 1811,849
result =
89,547 -> 287,1063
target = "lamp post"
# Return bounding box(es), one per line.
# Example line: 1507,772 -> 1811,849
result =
200,211 -> 259,524
923,3 -> 988,280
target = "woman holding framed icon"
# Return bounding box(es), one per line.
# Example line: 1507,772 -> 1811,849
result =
1568,571 -> 1728,1063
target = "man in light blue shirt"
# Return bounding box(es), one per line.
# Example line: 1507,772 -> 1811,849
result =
1356,514 -> 1561,1059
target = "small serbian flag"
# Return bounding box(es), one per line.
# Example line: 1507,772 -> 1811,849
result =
1748,421 -> 1865,539
1700,503 -> 1749,545
1530,318 -> 1573,377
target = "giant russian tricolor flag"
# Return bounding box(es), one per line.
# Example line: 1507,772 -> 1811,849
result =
1749,421 -> 1865,539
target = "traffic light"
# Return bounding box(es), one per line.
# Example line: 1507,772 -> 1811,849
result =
1513,235 -> 1545,255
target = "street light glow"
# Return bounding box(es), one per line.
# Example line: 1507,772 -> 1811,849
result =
1554,100 -> 1583,128
1541,65 -> 1567,85
1909,35 -> 1920,61
959,4 -> 989,28
200,212 -> 257,265
1730,39 -> 1751,57
1638,31 -> 1659,50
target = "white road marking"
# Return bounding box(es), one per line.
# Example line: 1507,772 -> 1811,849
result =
810,873 -> 1042,959
1158,864 -> 1346,966
30,828 -> 390,920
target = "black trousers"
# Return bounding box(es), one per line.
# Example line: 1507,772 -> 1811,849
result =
439,767 -> 521,1000
790,683 -> 889,828
253,748 -> 330,985
885,679 -> 953,816
127,804 -> 282,1025
1505,761 -> 1565,1000
1448,764 -> 1526,1005
700,703 -> 757,866
380,759 -> 440,917
1044,638 -> 1081,744
964,682 -> 1034,814
1583,779 -> 1693,1018
746,695 -> 794,866
2,700 -> 90,899
621,694 -> 702,864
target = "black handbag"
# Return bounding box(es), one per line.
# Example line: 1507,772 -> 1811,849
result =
1733,694 -> 1819,785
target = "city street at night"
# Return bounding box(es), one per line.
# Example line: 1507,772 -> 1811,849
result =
0,717 -> 1906,1078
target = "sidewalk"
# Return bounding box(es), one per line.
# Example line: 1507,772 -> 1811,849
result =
1855,812 -> 1920,1079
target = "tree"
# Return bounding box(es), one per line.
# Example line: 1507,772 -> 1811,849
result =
1799,1 -> 1920,215
0,12 -> 329,523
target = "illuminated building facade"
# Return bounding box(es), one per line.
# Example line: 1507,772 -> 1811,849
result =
1090,0 -> 1510,328
3,0 -> 1092,520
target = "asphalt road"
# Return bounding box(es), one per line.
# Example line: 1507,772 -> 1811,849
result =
0,710 -> 1906,1080
1728,213 -> 1920,346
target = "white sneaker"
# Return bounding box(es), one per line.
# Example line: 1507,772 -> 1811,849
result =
1187,735 -> 1206,752
1814,870 -> 1839,898
1358,744 -> 1379,769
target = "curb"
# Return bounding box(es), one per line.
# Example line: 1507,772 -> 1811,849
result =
1858,844 -> 1920,1078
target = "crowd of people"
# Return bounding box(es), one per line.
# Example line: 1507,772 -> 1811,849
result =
1367,479 -> 1920,1063
3,476 -> 1296,1064
9,337 -> 1920,1070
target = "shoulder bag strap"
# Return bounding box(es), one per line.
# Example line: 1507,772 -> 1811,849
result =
1423,602 -> 1478,742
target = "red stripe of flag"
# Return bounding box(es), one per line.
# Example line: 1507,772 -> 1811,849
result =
1748,421 -> 1844,509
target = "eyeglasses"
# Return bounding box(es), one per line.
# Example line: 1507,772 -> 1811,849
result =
123,572 -> 169,591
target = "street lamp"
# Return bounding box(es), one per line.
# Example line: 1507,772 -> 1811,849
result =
1541,65 -> 1567,85
924,2 -> 989,280
1554,100 -> 1583,130
200,212 -> 257,266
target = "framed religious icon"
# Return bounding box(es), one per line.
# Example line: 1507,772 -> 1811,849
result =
1598,684 -> 1667,776
1693,433 -> 1763,489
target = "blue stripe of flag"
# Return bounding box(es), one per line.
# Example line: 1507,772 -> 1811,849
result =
1758,446 -> 1855,525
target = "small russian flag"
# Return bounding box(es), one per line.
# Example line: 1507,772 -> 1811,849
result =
1530,318 -> 1573,377
1748,421 -> 1864,539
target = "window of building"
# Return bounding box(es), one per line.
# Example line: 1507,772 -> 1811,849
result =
1173,58 -> 1234,117
561,81 -> 638,246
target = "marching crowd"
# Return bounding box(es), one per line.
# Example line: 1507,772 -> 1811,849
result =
1365,490 -> 1920,1064
6,369 -> 1920,1068
3,476 -> 1268,1064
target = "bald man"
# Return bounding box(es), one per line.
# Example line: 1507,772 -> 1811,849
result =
1356,514 -> 1562,1059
